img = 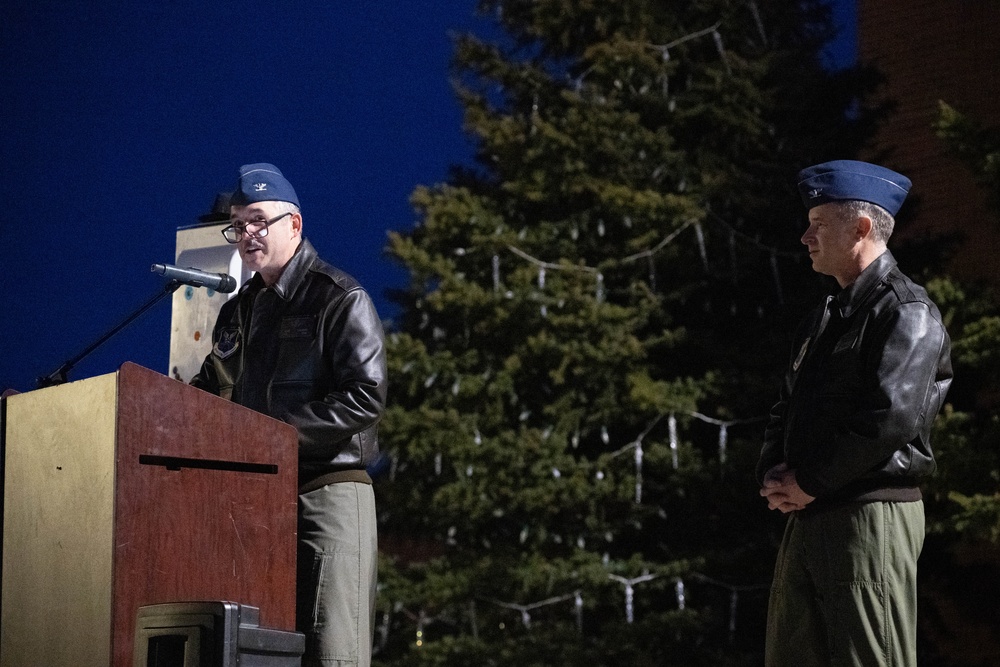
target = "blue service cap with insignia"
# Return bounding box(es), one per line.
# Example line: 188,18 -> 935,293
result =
797,160 -> 911,216
230,163 -> 299,208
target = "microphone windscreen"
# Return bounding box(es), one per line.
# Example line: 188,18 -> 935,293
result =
218,274 -> 238,293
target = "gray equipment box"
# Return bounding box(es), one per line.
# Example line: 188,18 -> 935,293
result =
134,601 -> 305,667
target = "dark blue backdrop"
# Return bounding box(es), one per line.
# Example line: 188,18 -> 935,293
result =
0,1 -> 854,392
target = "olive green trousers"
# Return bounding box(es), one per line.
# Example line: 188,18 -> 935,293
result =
298,481 -> 378,667
765,501 -> 924,667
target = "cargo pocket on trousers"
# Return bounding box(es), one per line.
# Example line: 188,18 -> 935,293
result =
306,552 -> 330,629
310,551 -> 362,632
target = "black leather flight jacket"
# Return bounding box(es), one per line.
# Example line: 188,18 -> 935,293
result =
757,251 -> 952,506
191,239 -> 387,485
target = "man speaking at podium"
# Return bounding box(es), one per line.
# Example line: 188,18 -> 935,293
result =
191,163 -> 387,667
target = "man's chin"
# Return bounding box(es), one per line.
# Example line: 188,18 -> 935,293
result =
240,251 -> 265,268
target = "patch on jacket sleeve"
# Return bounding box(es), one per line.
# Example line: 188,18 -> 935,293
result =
213,327 -> 241,360
279,315 -> 316,339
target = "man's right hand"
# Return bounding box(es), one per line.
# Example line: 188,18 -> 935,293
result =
760,463 -> 815,513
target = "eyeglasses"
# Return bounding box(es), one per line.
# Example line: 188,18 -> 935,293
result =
221,212 -> 292,244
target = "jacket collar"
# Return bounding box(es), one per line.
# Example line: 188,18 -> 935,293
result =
245,237 -> 317,301
833,250 -> 896,318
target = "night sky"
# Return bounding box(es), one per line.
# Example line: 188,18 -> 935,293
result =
0,2 -> 854,393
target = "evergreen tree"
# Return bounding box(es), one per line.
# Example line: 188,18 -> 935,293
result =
894,104 -> 1000,662
923,277 -> 1000,542
924,102 -> 1000,545
934,101 -> 1000,214
374,2 -> 878,664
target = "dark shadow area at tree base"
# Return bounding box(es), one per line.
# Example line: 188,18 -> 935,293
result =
918,533 -> 1000,666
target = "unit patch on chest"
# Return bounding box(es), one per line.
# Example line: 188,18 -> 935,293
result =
213,327 -> 241,360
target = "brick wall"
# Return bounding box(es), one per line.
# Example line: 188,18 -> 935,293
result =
859,0 -> 1000,283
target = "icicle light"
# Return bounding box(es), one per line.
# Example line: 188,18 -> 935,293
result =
669,413 -> 679,469
624,582 -> 635,624
749,0 -> 768,44
694,222 -> 709,272
718,423 -> 728,464
634,442 -> 644,503
609,573 -> 659,624
713,31 -> 732,74
574,593 -> 584,632
383,574 -> 768,643
485,593 -> 582,633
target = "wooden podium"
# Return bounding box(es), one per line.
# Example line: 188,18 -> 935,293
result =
0,363 -> 299,666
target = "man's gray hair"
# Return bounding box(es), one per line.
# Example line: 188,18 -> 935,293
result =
838,200 -> 894,243
271,200 -> 301,217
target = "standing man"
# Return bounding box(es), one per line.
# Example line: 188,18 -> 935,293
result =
192,163 -> 387,667
757,160 -> 952,666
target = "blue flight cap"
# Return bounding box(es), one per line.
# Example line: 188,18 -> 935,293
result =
230,163 -> 299,208
797,160 -> 911,216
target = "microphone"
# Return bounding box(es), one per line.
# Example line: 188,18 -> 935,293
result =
151,263 -> 238,293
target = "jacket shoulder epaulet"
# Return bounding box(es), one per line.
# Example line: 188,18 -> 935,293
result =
310,257 -> 363,293
886,269 -> 926,305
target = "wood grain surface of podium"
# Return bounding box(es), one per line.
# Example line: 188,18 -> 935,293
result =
1,362 -> 299,666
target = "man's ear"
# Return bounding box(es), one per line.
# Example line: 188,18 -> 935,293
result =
291,212 -> 303,235
856,215 -> 873,240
